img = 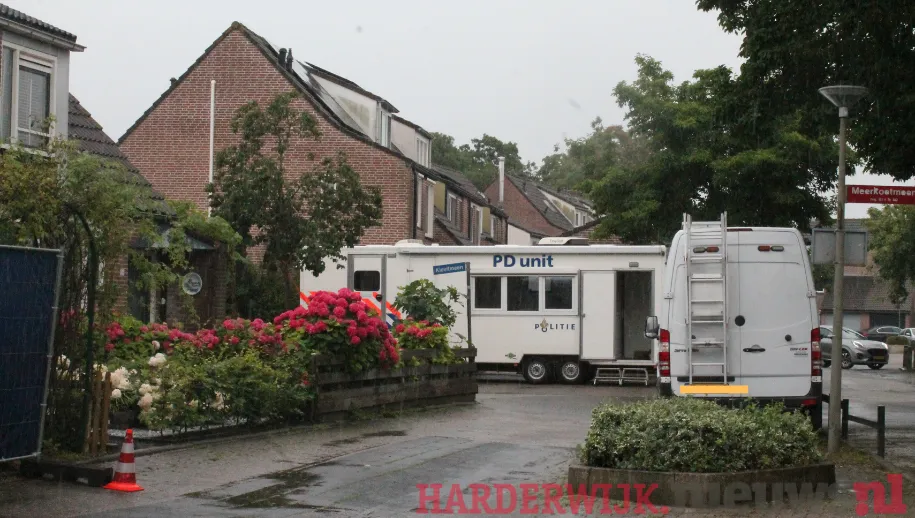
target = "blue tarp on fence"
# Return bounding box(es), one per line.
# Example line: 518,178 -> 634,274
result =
0,246 -> 62,461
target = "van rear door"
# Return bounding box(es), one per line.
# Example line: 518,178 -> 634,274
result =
736,231 -> 813,398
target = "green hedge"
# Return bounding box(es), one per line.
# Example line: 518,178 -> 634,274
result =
579,398 -> 822,473
887,335 -> 909,346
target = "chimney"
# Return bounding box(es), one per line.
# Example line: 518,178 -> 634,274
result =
286,48 -> 293,70
498,156 -> 505,204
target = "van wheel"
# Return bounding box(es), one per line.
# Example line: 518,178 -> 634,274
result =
841,350 -> 853,369
867,363 -> 884,370
823,359 -> 831,368
523,358 -> 551,384
558,360 -> 584,384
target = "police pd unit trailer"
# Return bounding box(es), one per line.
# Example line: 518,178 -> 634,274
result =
300,238 -> 668,384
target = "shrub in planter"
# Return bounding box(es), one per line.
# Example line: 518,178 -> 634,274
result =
392,279 -> 463,328
275,288 -> 399,372
580,397 -> 822,473
395,320 -> 460,365
887,335 -> 908,346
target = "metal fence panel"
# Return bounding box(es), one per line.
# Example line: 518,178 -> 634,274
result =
0,245 -> 63,462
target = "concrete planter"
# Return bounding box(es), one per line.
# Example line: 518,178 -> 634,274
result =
568,463 -> 836,508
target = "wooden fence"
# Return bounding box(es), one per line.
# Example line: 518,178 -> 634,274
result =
85,370 -> 112,455
310,347 -> 478,421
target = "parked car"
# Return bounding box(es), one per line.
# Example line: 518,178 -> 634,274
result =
862,325 -> 902,343
900,328 -> 915,344
819,326 -> 889,370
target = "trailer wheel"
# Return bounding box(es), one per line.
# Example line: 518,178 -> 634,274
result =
523,358 -> 550,384
558,360 -> 584,384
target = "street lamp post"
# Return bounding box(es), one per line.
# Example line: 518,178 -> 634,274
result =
818,85 -> 868,454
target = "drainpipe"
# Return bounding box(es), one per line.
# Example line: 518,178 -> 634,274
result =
498,156 -> 505,204
208,80 -> 215,216
411,169 -> 418,239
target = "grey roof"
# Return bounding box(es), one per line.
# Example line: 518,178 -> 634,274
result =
69,94 -> 172,217
505,174 -> 575,231
821,276 -> 914,313
305,62 -> 398,113
0,3 -> 78,42
392,114 -> 432,139
435,213 -> 471,245
430,163 -> 489,206
536,182 -> 592,210
559,217 -> 623,244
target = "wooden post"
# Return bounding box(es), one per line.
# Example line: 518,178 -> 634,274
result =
877,406 -> 886,458
841,399 -> 849,440
100,372 -> 111,454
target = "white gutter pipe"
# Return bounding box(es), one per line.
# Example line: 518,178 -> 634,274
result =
208,80 -> 215,216
498,156 -> 505,203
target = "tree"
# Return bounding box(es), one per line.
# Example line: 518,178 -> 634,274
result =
536,118 -> 650,192
589,55 -> 838,244
209,91 -> 383,308
428,132 -> 535,190
864,206 -> 915,304
697,0 -> 915,179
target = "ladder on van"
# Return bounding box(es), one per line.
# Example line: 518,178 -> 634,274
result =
683,213 -> 728,385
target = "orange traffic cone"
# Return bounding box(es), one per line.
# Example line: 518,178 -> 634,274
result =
103,429 -> 144,492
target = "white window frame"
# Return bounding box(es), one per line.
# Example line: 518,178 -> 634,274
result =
416,137 -> 430,167
490,214 -> 496,236
2,42 -> 57,147
379,110 -> 391,147
415,173 -> 424,229
425,180 -> 435,238
475,205 -> 484,243
471,275 -> 579,316
446,193 -> 457,222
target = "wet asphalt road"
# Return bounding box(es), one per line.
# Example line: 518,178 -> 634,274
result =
3,360 -> 912,517
823,353 -> 915,471
0,380 -> 651,517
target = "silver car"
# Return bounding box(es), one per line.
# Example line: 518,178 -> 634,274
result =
819,326 -> 889,370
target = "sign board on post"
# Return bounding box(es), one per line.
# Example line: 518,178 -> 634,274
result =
847,185 -> 915,205
811,229 -> 868,266
433,262 -> 466,275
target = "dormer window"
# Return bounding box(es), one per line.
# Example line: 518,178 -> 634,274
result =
378,111 -> 391,147
446,193 -> 457,221
416,137 -> 430,167
1,44 -> 55,147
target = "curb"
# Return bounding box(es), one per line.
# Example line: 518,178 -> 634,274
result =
75,401 -> 477,466
868,452 -> 915,484
74,421 -> 320,466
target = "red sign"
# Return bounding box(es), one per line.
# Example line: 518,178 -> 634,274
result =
847,185 -> 915,204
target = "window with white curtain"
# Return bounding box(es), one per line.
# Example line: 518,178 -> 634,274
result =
1,45 -> 55,147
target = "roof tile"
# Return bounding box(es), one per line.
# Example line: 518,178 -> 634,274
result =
0,3 -> 77,42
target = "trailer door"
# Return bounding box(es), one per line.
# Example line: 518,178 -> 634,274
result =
348,255 -> 390,323
580,271 -> 616,360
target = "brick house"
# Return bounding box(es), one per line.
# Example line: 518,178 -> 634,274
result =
69,95 -> 228,328
0,4 -> 228,327
815,219 -> 914,331
118,22 -> 507,262
485,173 -> 597,244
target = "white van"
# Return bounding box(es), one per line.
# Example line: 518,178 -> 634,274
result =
644,214 -> 823,428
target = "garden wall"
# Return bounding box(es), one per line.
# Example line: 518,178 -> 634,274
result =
311,348 -> 477,421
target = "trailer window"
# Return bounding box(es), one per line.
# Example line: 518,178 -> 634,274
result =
544,276 -> 574,309
507,276 -> 539,311
474,277 -> 501,309
353,270 -> 380,292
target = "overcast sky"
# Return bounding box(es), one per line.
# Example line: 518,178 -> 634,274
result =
14,0 -> 910,218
